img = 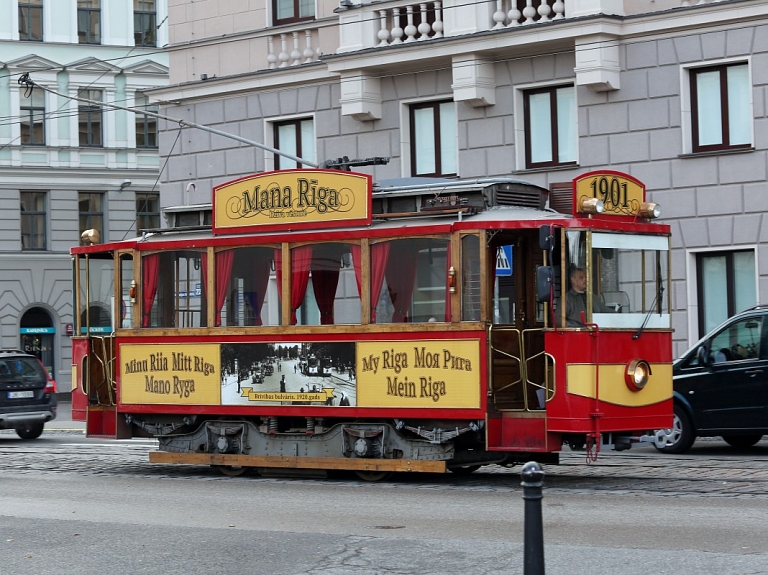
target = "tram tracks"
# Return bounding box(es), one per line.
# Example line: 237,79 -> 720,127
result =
2,437 -> 767,497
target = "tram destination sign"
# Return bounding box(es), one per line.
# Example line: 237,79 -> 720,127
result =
573,170 -> 646,217
213,169 -> 372,234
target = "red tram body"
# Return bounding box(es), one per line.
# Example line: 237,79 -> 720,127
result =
70,169 -> 672,478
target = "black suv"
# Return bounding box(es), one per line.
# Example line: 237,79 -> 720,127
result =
0,350 -> 57,439
654,306 -> 768,453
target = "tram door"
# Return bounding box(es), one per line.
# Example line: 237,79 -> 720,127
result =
489,232 -> 546,411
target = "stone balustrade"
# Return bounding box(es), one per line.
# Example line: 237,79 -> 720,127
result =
267,28 -> 321,68
493,0 -> 566,28
375,2 -> 445,45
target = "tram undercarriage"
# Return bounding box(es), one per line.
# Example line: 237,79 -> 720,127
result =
130,415 -> 559,478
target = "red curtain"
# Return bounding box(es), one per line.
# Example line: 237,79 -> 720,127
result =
141,253 -> 160,327
369,242 -> 390,323
351,242 -> 390,323
214,251 -> 234,326
386,243 -> 418,322
311,247 -> 341,325
275,246 -> 313,324
350,245 -> 363,297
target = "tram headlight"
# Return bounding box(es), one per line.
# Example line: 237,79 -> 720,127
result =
638,202 -> 661,219
578,197 -> 604,215
625,359 -> 652,391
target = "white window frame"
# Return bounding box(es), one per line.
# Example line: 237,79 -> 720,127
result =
263,113 -> 316,172
399,96 -> 458,178
685,246 -> 759,349
513,80 -> 579,171
680,57 -> 753,155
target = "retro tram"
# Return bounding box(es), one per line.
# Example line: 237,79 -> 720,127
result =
71,168 -> 672,479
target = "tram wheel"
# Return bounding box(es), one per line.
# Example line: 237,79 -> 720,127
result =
448,464 -> 482,475
214,465 -> 249,477
354,470 -> 392,482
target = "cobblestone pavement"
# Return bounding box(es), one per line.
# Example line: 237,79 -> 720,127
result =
2,429 -> 767,498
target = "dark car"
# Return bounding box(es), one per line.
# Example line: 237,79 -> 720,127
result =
0,349 -> 57,439
654,307 -> 768,453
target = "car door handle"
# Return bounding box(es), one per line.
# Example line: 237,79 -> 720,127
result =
745,369 -> 763,376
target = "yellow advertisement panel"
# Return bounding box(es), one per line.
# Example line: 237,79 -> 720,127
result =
120,344 -> 222,405
356,340 -> 481,409
214,170 -> 371,232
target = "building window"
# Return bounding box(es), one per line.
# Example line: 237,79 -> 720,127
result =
135,92 -> 158,148
134,0 -> 156,47
273,118 -> 315,169
409,101 -> 457,177
136,192 -> 160,233
78,89 -> 103,147
273,0 -> 314,25
77,0 -> 101,44
690,63 -> 751,153
20,191 -> 47,251
20,89 -> 45,145
697,250 -> 756,338
523,85 -> 577,169
18,0 -> 43,41
79,192 -> 104,244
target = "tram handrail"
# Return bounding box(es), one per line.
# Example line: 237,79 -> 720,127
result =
489,325 -> 556,411
522,328 -> 556,407
91,334 -> 117,406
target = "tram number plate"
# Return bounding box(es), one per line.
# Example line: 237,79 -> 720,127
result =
7,391 -> 34,399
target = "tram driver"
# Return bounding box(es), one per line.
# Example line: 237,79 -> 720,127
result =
565,266 -> 612,327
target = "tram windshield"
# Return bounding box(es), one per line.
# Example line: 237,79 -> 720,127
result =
565,231 -> 670,329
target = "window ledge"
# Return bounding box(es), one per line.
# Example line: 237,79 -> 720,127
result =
679,147 -> 754,159
512,164 -> 579,176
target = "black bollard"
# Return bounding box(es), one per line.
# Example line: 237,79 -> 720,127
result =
521,461 -> 545,575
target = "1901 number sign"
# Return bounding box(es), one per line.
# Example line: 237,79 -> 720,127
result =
573,171 -> 645,216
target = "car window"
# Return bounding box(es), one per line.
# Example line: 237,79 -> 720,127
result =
709,317 -> 763,363
0,357 -> 47,380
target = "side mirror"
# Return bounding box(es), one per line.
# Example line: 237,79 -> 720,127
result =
696,346 -> 710,367
536,266 -> 554,303
539,225 -> 553,251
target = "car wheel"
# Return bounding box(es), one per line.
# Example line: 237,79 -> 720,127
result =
722,435 -> 763,448
16,423 -> 45,440
653,405 -> 695,454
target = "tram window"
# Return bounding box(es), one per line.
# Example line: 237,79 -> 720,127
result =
79,256 -> 115,333
590,233 -> 670,329
273,243 -> 361,326
119,254 -> 133,328
372,237 -> 449,323
142,250 -> 206,328
219,247 -> 280,327
462,234 -> 481,321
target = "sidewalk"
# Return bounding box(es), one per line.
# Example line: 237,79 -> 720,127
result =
49,401 -> 86,432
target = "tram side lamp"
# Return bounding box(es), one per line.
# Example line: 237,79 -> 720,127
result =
625,359 -> 652,391
638,202 -> 661,219
448,266 -> 456,293
129,280 -> 137,303
577,197 -> 604,215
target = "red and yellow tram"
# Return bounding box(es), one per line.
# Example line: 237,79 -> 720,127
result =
70,168 -> 672,478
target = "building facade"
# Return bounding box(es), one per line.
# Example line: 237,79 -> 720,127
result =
0,0 -> 169,392
152,0 -> 768,357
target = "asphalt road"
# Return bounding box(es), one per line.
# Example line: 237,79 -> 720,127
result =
1,408 -> 768,575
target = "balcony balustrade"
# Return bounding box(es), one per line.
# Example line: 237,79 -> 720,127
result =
266,28 -> 321,68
